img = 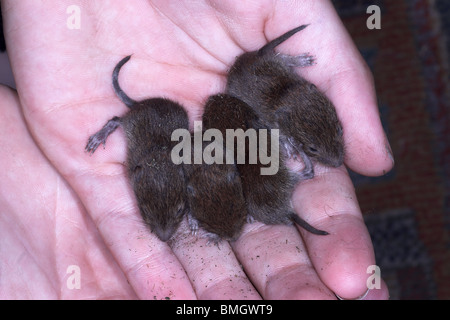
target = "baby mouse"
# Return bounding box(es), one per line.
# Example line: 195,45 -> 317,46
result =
226,24 -> 345,179
202,94 -> 328,235
85,55 -> 190,242
185,138 -> 247,243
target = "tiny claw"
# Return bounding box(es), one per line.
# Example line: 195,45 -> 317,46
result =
187,214 -> 200,236
246,215 -> 256,224
85,136 -> 102,155
206,234 -> 222,246
298,167 -> 314,180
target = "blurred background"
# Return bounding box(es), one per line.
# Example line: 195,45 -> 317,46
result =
1,0 -> 448,299
331,0 -> 449,299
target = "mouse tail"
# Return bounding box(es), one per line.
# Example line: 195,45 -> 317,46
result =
112,55 -> 137,108
289,212 -> 329,235
259,24 -> 309,56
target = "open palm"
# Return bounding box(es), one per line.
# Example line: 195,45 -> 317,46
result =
1,0 -> 392,299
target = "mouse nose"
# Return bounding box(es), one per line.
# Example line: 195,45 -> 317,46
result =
154,228 -> 173,242
329,156 -> 344,168
319,154 -> 344,168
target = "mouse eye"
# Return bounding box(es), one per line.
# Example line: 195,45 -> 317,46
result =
176,204 -> 186,217
307,146 -> 318,154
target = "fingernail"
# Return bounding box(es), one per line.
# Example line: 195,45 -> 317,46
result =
335,288 -> 370,300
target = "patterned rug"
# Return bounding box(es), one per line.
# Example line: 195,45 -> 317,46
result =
332,0 -> 450,299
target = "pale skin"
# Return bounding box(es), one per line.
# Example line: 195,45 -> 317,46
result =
0,0 -> 392,299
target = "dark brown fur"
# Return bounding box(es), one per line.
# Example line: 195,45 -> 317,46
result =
226,25 -> 345,177
203,94 -> 328,235
85,56 -> 189,242
185,139 -> 247,242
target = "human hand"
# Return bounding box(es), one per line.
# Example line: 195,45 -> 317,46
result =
2,0 -> 392,299
0,86 -> 139,299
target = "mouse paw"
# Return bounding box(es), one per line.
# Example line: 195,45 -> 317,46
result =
298,166 -> 314,180
296,145 -> 315,180
187,214 -> 199,236
282,138 -> 297,159
85,117 -> 121,155
85,134 -> 105,154
205,233 -> 222,246
278,53 -> 316,68
246,215 -> 256,224
284,138 -> 315,180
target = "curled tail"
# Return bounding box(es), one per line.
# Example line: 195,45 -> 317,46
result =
289,212 -> 329,235
112,55 -> 136,108
259,24 -> 309,56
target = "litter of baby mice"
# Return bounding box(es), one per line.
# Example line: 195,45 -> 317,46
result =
226,24 -> 345,180
203,93 -> 328,235
85,24 -> 338,243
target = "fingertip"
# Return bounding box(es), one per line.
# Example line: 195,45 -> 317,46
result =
335,278 -> 389,300
345,139 -> 395,177
307,214 -> 376,300
340,101 -> 395,177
